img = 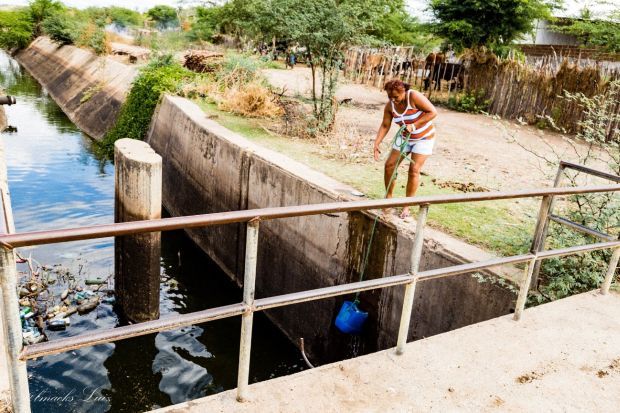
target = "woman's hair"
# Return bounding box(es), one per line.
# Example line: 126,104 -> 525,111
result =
384,79 -> 410,93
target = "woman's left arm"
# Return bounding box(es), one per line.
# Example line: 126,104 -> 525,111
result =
411,91 -> 437,130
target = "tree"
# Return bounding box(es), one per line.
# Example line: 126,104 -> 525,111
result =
29,0 -> 64,36
551,8 -> 620,53
189,5 -> 224,41
0,9 -> 34,50
42,12 -> 78,45
429,0 -> 560,51
365,0 -> 429,46
146,5 -> 179,29
107,6 -> 143,28
224,0 -> 387,132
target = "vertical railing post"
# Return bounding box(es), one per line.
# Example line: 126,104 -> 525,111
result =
529,194 -> 555,289
236,219 -> 260,402
530,165 -> 565,288
514,257 -> 537,321
1,247 -> 31,413
601,247 -> 620,295
396,204 -> 428,355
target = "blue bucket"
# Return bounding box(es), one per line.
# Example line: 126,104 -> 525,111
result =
335,301 -> 368,334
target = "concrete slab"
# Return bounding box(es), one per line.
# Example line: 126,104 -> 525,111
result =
152,290 -> 620,413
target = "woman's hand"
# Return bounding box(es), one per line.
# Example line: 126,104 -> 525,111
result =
373,143 -> 381,161
405,124 -> 416,134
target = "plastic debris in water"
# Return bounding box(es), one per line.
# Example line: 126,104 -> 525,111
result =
77,297 -> 100,314
48,319 -> 68,331
103,296 -> 116,304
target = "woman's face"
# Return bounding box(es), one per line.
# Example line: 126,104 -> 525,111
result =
387,88 -> 406,104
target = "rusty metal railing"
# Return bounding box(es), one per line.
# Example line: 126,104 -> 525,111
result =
1,173 -> 619,412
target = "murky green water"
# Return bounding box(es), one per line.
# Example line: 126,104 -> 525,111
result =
0,51 -> 304,413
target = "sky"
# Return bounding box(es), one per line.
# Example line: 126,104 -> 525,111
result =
0,0 -> 616,19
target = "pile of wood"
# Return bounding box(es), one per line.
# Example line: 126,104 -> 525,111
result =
110,42 -> 151,63
183,50 -> 224,73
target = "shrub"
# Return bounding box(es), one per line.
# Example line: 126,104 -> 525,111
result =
216,54 -> 260,89
0,9 -> 34,50
219,82 -> 283,118
533,81 -> 620,303
42,13 -> 78,45
75,22 -> 109,55
101,55 -> 195,157
446,90 -> 490,113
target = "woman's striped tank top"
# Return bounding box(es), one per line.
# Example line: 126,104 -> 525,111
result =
391,90 -> 435,140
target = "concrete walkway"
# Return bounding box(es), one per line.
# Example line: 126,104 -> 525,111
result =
153,290 -> 620,413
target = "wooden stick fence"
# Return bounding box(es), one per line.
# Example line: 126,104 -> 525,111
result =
344,46 -> 620,142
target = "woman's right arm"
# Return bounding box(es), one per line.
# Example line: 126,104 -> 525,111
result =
373,104 -> 393,161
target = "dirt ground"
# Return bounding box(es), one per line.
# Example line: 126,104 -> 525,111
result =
263,67 -> 613,192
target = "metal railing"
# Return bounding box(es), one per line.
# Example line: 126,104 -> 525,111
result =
0,167 -> 619,412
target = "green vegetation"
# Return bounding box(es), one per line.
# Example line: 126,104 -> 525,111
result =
551,7 -> 620,53
188,5 -> 223,42
0,9 -> 34,50
429,0 -> 560,51
101,56 -> 196,157
195,100 -> 534,257
41,12 -> 77,44
446,90 -> 490,113
29,0 -> 64,36
0,2 -> 146,54
146,5 -> 179,29
533,81 -> 620,302
365,1 -> 433,47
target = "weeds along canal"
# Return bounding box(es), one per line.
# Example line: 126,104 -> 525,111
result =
0,51 -> 305,413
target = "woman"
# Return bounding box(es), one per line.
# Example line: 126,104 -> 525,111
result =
373,79 -> 438,219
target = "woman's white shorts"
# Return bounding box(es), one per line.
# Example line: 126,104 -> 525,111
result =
392,135 -> 435,155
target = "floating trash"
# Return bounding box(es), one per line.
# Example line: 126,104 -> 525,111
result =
77,297 -> 100,314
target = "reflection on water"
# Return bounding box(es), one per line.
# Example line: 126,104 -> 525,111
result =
1,51 -> 304,413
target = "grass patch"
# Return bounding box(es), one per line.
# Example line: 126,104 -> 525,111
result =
196,100 -> 534,256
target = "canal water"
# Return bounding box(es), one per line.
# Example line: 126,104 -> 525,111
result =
0,51 -> 304,412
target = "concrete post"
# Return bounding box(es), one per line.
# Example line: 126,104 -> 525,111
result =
1,248 -> 31,413
0,134 -> 30,412
396,205 -> 428,355
236,220 -> 259,402
114,139 -> 162,323
601,247 -> 620,295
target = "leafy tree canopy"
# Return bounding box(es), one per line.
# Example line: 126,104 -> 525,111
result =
146,5 -> 179,29
429,0 -> 562,50
551,8 -> 620,53
0,9 -> 34,50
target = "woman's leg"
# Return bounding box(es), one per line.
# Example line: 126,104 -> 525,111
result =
400,153 -> 429,218
385,149 -> 405,198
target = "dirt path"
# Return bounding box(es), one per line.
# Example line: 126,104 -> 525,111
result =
263,68 -> 612,192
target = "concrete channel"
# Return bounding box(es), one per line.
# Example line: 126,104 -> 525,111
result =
8,35 -> 520,386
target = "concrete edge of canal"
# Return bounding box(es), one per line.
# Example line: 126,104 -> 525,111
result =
1,106 -> 13,409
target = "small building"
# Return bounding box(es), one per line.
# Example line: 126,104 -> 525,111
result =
516,18 -> 619,68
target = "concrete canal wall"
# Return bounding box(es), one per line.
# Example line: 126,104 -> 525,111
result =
14,37 -> 137,140
146,96 -> 517,362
